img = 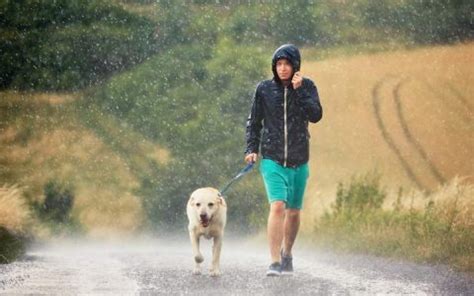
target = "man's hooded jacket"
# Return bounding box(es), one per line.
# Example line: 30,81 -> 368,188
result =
245,44 -> 323,167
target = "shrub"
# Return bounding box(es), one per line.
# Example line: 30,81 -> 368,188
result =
39,180 -> 75,224
333,174 -> 385,215
314,176 -> 474,271
0,0 -> 158,90
0,226 -> 26,264
0,184 -> 30,263
88,39 -> 267,232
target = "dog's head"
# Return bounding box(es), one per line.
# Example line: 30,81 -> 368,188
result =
189,188 -> 226,228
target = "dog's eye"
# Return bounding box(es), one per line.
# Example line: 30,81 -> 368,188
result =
208,203 -> 214,207
196,203 -> 201,207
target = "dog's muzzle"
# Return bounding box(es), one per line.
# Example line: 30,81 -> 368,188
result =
200,214 -> 211,228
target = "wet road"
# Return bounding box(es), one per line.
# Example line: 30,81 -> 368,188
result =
0,237 -> 472,295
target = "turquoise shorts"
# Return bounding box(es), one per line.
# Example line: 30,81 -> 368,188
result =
259,158 -> 309,209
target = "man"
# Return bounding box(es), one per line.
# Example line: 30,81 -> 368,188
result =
245,44 -> 323,276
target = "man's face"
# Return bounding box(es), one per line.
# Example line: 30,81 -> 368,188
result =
276,58 -> 293,81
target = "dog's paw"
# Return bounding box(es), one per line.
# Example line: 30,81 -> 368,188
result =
209,269 -> 221,277
192,268 -> 202,275
194,254 -> 204,263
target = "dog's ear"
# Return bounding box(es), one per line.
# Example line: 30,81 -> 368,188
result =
218,196 -> 226,207
189,196 -> 195,206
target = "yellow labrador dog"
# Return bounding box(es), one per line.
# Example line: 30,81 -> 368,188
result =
186,187 -> 227,276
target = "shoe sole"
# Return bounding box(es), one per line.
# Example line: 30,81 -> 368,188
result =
266,270 -> 281,276
281,271 -> 293,276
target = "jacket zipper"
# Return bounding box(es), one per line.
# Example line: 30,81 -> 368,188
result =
283,87 -> 288,167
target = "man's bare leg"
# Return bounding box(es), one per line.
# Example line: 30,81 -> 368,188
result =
268,201 -> 286,263
282,209 -> 300,257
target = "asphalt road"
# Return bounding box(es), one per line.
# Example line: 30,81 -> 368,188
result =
0,236 -> 472,295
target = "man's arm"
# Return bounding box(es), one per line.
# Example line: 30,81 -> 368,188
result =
245,84 -> 264,157
295,79 -> 323,123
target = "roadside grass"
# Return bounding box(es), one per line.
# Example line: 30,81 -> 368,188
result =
0,91 -> 147,238
0,184 -> 30,263
313,175 -> 474,272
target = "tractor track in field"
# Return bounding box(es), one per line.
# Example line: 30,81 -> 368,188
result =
393,79 -> 447,185
446,82 -> 473,111
372,76 -> 425,190
372,75 -> 449,191
418,79 -> 473,124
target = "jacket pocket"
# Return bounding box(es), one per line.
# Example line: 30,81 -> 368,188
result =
261,132 -> 279,151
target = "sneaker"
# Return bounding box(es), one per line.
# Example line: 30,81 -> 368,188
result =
280,251 -> 293,275
266,262 -> 282,276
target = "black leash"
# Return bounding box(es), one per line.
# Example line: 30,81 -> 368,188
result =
218,162 -> 255,197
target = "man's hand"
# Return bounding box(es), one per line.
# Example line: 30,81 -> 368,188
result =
292,71 -> 303,89
245,153 -> 258,164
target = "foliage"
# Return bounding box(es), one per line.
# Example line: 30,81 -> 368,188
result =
89,39 -> 267,232
1,1 -> 472,91
358,0 -> 473,44
0,184 -> 29,263
269,0 -> 322,45
41,180 -> 74,223
314,176 -> 474,272
29,180 -> 82,235
0,226 -> 26,264
29,180 -> 83,234
0,0 -> 158,90
333,174 -> 385,215
2,0 -> 472,236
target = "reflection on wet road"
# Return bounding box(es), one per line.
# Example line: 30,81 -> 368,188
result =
1,237 -> 472,295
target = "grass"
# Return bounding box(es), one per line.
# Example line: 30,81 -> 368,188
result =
0,184 -> 30,234
302,41 -> 474,228
0,91 -> 149,238
313,176 -> 474,272
0,41 -> 472,268
301,39 -> 412,61
0,184 -> 30,263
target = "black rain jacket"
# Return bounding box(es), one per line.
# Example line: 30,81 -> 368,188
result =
245,44 -> 323,167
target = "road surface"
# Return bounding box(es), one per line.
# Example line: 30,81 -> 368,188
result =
0,236 -> 472,295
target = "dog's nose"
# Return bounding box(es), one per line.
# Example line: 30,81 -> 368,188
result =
200,214 -> 207,219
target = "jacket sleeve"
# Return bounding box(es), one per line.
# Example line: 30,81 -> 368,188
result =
245,83 -> 264,154
295,79 -> 323,123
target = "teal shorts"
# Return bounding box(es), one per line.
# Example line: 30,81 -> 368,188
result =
259,158 -> 309,209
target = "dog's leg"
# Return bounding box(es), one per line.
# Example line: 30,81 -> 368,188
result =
210,235 -> 223,277
189,230 -> 203,275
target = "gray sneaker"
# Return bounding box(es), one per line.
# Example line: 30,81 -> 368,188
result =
280,251 -> 293,275
266,262 -> 282,276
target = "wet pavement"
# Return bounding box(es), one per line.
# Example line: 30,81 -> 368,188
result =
0,236 -> 473,295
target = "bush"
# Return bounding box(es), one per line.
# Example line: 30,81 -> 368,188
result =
38,180 -> 75,224
0,226 -> 26,264
224,5 -> 271,44
0,184 -> 30,263
0,0 -> 158,90
314,176 -> 474,271
333,174 -> 385,215
269,0 -> 321,46
359,0 -> 474,44
2,0 -> 472,90
89,39 -> 267,232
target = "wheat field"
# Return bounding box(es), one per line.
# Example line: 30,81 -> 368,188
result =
301,42 -> 473,227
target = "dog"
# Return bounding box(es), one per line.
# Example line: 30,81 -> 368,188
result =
186,187 -> 227,276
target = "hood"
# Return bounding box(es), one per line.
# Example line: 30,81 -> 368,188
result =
271,44 -> 301,83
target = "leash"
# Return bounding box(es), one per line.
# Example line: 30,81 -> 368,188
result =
218,162 -> 255,197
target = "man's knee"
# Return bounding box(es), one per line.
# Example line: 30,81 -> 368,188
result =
286,209 -> 300,220
270,201 -> 286,216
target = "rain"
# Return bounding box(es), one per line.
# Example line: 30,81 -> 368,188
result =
0,1 -> 473,294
